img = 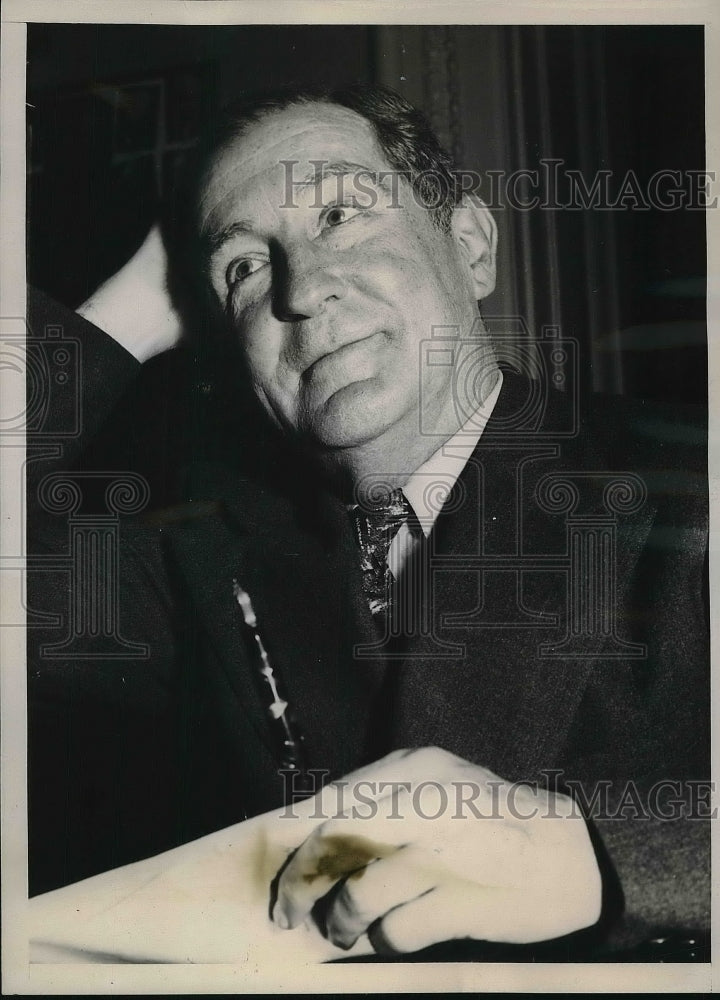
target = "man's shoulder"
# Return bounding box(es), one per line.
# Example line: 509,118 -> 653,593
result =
497,368 -> 706,475
579,389 -> 707,518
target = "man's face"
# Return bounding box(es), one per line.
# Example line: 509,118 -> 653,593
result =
200,102 -> 483,454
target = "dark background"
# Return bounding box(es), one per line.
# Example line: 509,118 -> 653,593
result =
26,24 -> 707,504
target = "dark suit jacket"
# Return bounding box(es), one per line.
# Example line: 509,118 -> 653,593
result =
27,289 -> 709,958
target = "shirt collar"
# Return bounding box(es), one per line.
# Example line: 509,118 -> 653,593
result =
402,368 -> 503,537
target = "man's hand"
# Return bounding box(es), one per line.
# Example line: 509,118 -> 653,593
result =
272,748 -> 602,954
76,225 -> 183,363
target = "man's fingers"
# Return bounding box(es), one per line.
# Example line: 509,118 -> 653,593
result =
369,882 -> 508,954
373,875 -> 601,954
274,825 -> 400,929
324,846 -> 441,949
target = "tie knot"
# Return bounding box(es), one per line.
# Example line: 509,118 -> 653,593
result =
361,486 -> 411,521
352,487 -> 413,545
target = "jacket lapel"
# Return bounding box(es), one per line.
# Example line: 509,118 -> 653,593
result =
162,463 -> 386,781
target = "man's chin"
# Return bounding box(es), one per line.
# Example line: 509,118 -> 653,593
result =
299,381 -> 399,451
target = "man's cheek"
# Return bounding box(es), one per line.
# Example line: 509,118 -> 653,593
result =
374,264 -> 449,325
236,312 -> 283,371
252,381 -> 297,431
228,281 -> 275,338
356,239 -> 418,286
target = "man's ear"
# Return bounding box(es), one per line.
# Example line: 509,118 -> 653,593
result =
451,194 -> 498,300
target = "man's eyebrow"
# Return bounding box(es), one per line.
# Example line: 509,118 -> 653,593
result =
204,219 -> 255,258
290,159 -> 380,195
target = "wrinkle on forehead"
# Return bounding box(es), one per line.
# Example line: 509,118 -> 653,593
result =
198,106 -> 381,231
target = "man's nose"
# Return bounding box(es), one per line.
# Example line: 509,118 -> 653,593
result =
273,243 -> 348,321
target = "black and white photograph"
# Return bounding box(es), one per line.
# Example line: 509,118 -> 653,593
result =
1,1 -> 715,993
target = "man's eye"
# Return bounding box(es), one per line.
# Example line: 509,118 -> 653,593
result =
226,257 -> 266,287
321,204 -> 362,229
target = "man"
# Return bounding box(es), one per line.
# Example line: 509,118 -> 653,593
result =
28,85 -> 709,958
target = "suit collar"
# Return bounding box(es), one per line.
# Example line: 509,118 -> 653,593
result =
402,369 -> 504,536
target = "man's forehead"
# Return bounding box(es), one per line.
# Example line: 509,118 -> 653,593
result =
199,102 -> 385,227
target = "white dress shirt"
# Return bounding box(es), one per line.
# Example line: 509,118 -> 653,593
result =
388,369 -> 503,581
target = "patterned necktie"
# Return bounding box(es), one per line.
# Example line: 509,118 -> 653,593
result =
350,488 -> 414,616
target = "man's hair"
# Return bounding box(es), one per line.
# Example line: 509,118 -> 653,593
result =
204,83 -> 459,231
